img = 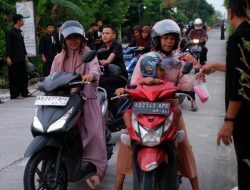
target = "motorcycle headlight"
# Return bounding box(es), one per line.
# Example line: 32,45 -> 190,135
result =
140,125 -> 162,147
193,39 -> 199,44
47,107 -> 73,132
32,108 -> 44,132
131,112 -> 174,147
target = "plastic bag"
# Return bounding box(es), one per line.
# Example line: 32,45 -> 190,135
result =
193,80 -> 209,103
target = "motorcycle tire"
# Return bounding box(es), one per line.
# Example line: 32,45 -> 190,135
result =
139,164 -> 177,190
23,148 -> 68,190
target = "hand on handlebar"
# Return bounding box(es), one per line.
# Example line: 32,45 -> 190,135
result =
115,88 -> 125,96
82,74 -> 94,82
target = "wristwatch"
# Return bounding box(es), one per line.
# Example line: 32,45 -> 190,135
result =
224,117 -> 236,122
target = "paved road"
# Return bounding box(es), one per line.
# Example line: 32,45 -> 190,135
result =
0,29 -> 237,190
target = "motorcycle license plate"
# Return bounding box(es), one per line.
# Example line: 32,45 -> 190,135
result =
35,96 -> 69,106
133,101 -> 170,115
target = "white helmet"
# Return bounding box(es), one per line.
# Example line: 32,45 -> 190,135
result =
194,18 -> 203,29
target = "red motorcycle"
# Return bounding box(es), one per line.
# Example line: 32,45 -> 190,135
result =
116,62 -> 193,190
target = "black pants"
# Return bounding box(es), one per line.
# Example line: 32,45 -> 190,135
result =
99,75 -> 127,114
8,61 -> 29,98
42,61 -> 53,77
200,46 -> 208,65
233,126 -> 250,190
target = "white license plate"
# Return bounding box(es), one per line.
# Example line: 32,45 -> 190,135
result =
35,96 -> 69,106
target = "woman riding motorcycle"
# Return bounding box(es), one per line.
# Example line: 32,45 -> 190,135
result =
50,20 -> 107,189
113,19 -> 199,190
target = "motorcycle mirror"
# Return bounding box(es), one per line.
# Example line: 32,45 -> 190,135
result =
73,50 -> 96,73
82,50 -> 97,63
108,64 -> 122,77
182,62 -> 193,75
97,48 -> 109,54
26,62 -> 40,78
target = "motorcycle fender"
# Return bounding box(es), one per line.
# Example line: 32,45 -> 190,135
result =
138,147 -> 167,172
24,135 -> 63,157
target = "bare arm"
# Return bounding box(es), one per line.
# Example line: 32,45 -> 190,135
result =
99,52 -> 116,66
202,63 -> 226,74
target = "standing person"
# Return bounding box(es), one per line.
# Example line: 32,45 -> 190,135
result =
39,23 -> 58,77
220,20 -> 226,40
50,20 -> 107,189
85,22 -> 98,50
54,22 -> 63,53
99,25 -> 128,114
5,14 -> 29,99
95,20 -> 103,50
188,18 -> 208,65
201,0 -> 250,189
113,19 -> 199,190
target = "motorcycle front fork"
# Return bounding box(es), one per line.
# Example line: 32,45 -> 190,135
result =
52,149 -> 63,188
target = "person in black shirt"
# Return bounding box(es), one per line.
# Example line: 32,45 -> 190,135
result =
5,14 -> 29,99
220,20 -> 226,40
201,0 -> 250,189
99,25 -> 128,114
39,23 -> 58,76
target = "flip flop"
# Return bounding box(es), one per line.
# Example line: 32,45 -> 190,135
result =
86,174 -> 101,189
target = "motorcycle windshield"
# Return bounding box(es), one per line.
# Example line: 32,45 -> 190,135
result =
39,72 -> 82,92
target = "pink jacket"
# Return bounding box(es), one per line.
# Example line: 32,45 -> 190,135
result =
50,47 -> 107,178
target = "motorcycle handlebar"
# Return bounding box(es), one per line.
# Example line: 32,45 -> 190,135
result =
111,94 -> 130,101
68,81 -> 90,86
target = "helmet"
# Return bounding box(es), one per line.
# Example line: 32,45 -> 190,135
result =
60,20 -> 85,39
151,19 -> 181,50
140,52 -> 163,78
194,18 -> 203,29
160,56 -> 181,70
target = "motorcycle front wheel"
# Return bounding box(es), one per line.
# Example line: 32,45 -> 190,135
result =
23,148 -> 68,190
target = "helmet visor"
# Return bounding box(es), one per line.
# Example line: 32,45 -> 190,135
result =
61,26 -> 85,39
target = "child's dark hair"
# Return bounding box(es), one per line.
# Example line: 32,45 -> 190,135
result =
12,14 -> 23,24
103,24 -> 116,34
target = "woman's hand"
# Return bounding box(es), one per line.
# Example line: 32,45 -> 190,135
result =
115,88 -> 125,96
99,60 -> 109,66
82,74 -> 94,82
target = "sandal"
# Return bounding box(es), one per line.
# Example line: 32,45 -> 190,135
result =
190,106 -> 198,112
86,173 -> 102,189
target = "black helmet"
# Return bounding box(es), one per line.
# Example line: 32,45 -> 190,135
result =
140,52 -> 163,78
151,19 -> 181,50
60,20 -> 85,40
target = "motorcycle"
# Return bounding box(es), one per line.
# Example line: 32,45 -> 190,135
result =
113,61 -> 193,190
123,46 -> 144,79
23,50 -> 113,190
97,48 -> 132,133
181,38 -> 203,73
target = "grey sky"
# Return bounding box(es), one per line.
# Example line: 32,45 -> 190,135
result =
206,0 -> 227,17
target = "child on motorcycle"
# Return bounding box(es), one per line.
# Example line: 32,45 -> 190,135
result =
50,20 -> 107,189
113,19 -> 199,190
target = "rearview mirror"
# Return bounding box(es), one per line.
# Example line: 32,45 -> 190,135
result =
182,62 -> 193,75
82,50 -> 96,63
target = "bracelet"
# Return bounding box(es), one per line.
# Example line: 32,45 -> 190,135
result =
224,117 -> 236,122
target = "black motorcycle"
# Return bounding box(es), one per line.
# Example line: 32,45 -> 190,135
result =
23,50 -> 113,190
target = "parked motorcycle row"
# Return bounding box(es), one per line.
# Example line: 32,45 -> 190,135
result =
23,43 -> 202,189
